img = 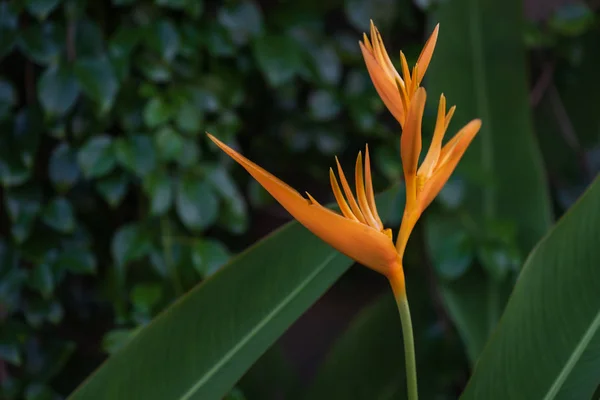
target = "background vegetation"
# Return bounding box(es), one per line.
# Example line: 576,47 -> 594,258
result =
0,0 -> 599,398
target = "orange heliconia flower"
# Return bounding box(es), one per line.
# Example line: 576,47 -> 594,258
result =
207,134 -> 405,291
360,21 -> 439,127
395,88 -> 481,257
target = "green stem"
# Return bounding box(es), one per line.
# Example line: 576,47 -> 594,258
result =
390,274 -> 418,400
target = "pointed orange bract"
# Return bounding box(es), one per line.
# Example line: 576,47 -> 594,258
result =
394,89 -> 482,256
207,134 -> 402,278
360,21 -> 439,126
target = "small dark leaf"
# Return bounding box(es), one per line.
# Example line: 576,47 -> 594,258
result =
130,283 -> 163,312
42,197 -> 76,233
56,248 -> 96,274
74,55 -> 119,113
111,223 -> 152,268
37,64 -> 80,116
176,175 -> 219,231
96,171 -> 129,208
115,135 -> 157,177
18,22 -> 63,64
175,137 -> 200,168
154,126 -> 184,161
143,96 -> 172,128
143,170 -> 172,216
190,239 -> 230,277
78,135 -> 116,178
425,214 -> 475,280
4,185 -> 42,243
24,383 -> 60,400
147,20 -> 180,62
25,0 -> 61,20
0,78 -> 16,120
0,343 -> 21,366
29,261 -> 54,298
102,328 -> 140,355
218,1 -> 263,46
308,90 -> 340,121
253,35 -> 304,87
75,19 -> 104,58
49,143 -> 80,190
175,101 -> 203,134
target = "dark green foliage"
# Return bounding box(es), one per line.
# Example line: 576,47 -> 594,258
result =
0,0 -> 398,398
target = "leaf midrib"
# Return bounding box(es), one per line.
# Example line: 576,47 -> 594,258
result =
542,310 -> 600,399
179,251 -> 340,400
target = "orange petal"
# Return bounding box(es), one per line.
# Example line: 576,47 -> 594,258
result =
419,119 -> 481,211
401,87 -> 426,208
360,42 -> 405,125
399,51 -> 412,93
207,133 -> 400,276
417,93 -> 448,179
370,21 -> 401,84
335,157 -> 366,224
330,168 -> 359,222
416,24 -> 439,85
364,145 -> 383,229
355,151 -> 381,230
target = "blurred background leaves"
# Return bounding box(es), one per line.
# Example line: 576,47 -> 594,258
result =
0,0 -> 599,399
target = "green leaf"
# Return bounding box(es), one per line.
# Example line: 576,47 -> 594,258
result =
74,56 -> 119,113
18,22 -> 63,64
147,20 -> 180,62
96,171 -> 129,208
154,126 -> 184,161
143,170 -> 173,216
49,143 -> 80,190
37,64 -> 80,116
130,283 -> 163,313
42,197 -> 76,233
175,175 -> 219,231
428,0 -> 552,361
78,135 -> 116,178
175,101 -> 203,134
56,249 -> 97,275
253,35 -> 304,87
190,239 -> 230,277
102,328 -> 141,355
425,214 -> 474,280
549,3 -> 594,37
4,184 -> 42,243
308,90 -> 341,121
25,0 -> 61,19
29,261 -> 55,298
111,223 -> 152,268
68,188 -> 398,400
218,1 -> 263,46
25,383 -> 59,400
461,176 -> 600,399
115,135 -> 157,177
0,77 -> 16,120
143,97 -> 172,128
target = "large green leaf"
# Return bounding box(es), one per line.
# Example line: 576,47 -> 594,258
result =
427,0 -> 552,361
462,176 -> 600,399
68,188 -> 398,400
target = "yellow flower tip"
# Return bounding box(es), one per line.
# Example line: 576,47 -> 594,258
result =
207,133 -> 399,277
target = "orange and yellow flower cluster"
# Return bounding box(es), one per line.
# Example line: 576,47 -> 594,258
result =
207,22 -> 481,296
